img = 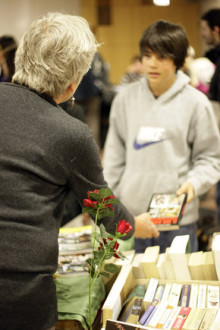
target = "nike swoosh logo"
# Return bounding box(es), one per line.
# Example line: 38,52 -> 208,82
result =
133,139 -> 165,149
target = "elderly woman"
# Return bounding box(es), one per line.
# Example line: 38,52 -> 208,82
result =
0,12 -> 158,330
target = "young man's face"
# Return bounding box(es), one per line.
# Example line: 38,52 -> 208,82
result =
201,20 -> 215,45
142,49 -> 176,93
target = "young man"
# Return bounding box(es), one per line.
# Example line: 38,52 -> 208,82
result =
103,20 -> 220,253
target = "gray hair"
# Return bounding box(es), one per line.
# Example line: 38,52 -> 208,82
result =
12,12 -> 99,98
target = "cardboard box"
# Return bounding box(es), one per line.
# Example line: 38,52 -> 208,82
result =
102,264 -> 220,328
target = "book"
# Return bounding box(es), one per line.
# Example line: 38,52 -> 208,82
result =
139,298 -> 160,325
179,284 -> 191,307
197,284 -> 207,309
199,308 -> 218,330
131,253 -> 146,278
188,251 -> 205,280
189,284 -> 199,309
171,306 -> 191,329
147,301 -> 168,328
105,319 -> 150,329
163,306 -> 182,329
201,251 -> 218,281
120,284 -> 146,322
58,226 -> 92,255
168,235 -> 191,281
182,307 -> 206,330
211,232 -> 220,281
56,253 -> 91,276
207,285 -> 219,309
168,283 -> 182,307
161,283 -> 172,303
141,245 -> 160,278
147,193 -> 187,231
210,309 -> 220,330
163,248 -> 176,280
156,253 -> 167,279
124,298 -> 144,324
143,278 -> 159,306
155,305 -> 174,329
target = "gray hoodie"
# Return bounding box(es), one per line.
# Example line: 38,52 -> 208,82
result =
103,71 -> 220,225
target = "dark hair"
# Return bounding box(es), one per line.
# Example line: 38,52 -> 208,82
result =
139,20 -> 189,70
201,9 -> 220,30
0,35 -> 17,82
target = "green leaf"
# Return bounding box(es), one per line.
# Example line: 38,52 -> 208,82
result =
103,198 -> 120,205
104,252 -> 115,259
100,271 -> 110,278
88,192 -> 102,202
104,263 -> 120,273
82,207 -> 97,216
100,223 -> 108,239
98,188 -> 113,198
98,208 -> 114,219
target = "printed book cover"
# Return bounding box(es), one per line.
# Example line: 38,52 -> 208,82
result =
58,225 -> 92,255
147,193 -> 187,231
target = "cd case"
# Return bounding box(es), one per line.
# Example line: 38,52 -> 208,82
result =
147,193 -> 187,231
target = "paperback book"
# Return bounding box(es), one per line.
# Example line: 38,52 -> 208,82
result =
147,193 -> 187,231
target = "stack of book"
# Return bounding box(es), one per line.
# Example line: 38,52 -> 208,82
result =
131,234 -> 219,281
56,226 -> 93,277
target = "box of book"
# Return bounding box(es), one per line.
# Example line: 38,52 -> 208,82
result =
102,264 -> 220,329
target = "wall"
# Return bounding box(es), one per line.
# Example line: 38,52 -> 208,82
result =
81,0 -> 218,84
0,0 -> 81,42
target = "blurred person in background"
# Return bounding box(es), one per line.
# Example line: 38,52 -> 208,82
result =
201,9 -> 220,226
0,35 -> 17,82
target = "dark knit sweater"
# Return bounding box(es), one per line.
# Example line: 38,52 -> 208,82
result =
0,83 -> 134,329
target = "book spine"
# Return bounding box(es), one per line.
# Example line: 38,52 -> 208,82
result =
182,307 -> 198,330
199,308 -> 218,330
147,301 -> 168,328
168,283 -> 182,306
163,306 -> 181,329
207,285 -> 220,309
197,284 -> 207,309
193,308 -> 206,329
161,283 -> 172,303
210,309 -> 220,329
170,306 -> 191,329
143,278 -> 159,303
189,283 -> 199,308
179,284 -> 191,307
156,305 -> 174,329
139,299 -> 159,325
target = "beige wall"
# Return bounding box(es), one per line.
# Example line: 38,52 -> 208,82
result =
0,0 -> 81,42
81,0 -> 217,84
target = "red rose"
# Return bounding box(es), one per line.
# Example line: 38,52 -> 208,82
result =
108,237 -> 113,241
88,189 -> 99,197
114,253 -> 120,258
83,199 -> 98,208
113,242 -> 119,251
116,220 -> 133,234
102,238 -> 107,245
104,203 -> 113,210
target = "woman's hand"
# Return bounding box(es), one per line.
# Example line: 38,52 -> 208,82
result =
134,212 -> 160,239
